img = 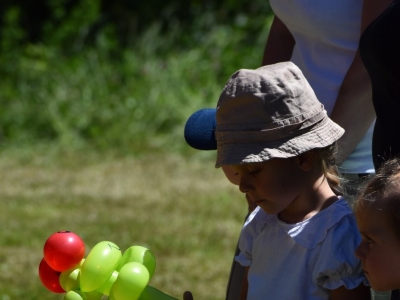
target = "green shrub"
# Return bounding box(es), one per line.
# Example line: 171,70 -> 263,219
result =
0,4 -> 273,154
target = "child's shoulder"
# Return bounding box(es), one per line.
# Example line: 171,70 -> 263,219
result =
281,198 -> 359,249
242,198 -> 360,248
304,197 -> 360,248
297,197 -> 360,248
315,196 -> 354,223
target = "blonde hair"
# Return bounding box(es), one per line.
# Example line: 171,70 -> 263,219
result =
354,158 -> 400,241
315,143 -> 343,196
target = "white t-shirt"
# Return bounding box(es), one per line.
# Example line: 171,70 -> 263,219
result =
269,0 -> 375,174
236,198 -> 367,300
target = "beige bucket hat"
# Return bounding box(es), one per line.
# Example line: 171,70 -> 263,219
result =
215,62 -> 345,168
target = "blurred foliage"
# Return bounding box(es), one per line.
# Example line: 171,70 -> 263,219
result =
0,0 -> 273,154
0,0 -> 271,50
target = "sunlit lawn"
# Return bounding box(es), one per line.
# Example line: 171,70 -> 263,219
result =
0,147 -> 246,300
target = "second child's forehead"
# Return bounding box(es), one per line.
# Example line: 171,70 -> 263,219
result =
356,204 -> 392,234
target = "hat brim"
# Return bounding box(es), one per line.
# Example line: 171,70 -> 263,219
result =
215,117 -> 344,167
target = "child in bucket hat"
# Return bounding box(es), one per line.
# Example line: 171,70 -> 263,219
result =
184,62 -> 370,300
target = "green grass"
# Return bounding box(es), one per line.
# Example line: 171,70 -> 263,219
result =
0,147 -> 247,299
0,9 -> 273,299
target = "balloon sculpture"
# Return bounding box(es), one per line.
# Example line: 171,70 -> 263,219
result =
38,231 -> 178,300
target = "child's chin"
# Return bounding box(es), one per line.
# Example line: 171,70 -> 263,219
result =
260,207 -> 277,215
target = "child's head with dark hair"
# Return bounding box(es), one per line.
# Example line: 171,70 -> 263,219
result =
354,157 -> 400,291
355,158 -> 400,239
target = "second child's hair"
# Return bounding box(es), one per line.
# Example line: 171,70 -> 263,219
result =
315,142 -> 343,196
354,158 -> 400,240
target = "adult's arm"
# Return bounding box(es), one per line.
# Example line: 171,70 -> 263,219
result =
261,16 -> 295,66
330,0 -> 393,166
239,266 -> 249,300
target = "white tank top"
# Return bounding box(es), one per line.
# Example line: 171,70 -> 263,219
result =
269,0 -> 375,173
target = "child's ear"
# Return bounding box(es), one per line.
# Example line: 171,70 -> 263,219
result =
296,150 -> 315,171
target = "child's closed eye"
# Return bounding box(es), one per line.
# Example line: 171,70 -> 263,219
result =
362,234 -> 374,245
248,168 -> 261,175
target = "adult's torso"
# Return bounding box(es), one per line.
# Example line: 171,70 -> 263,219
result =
269,0 -> 374,173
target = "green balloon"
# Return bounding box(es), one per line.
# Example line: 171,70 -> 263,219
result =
110,262 -> 149,300
64,290 -> 87,300
96,270 -> 118,295
60,259 -> 84,292
116,246 -> 156,278
80,241 -> 122,292
85,290 -> 105,300
108,287 -> 116,300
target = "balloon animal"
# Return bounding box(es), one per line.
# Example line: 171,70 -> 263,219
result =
38,231 -> 178,300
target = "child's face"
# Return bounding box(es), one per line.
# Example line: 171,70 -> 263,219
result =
221,165 -> 240,185
355,205 -> 400,291
230,157 -> 307,223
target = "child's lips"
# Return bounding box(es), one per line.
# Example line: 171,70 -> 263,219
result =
247,194 -> 257,202
246,194 -> 265,204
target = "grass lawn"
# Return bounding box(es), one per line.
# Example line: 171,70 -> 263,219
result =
0,147 -> 246,299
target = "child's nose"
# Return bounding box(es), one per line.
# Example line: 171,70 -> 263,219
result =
239,177 -> 251,194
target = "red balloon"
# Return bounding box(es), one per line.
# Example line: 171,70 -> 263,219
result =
43,231 -> 85,272
38,258 -> 65,293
